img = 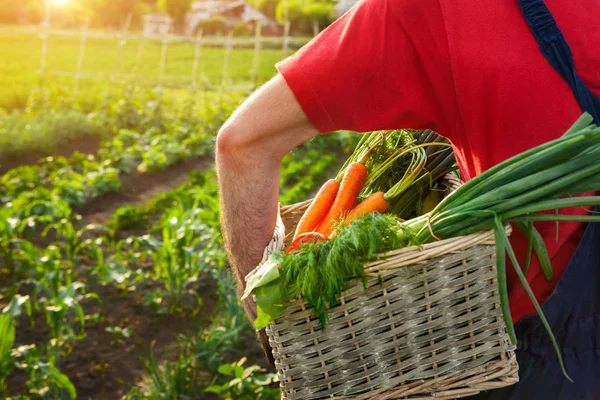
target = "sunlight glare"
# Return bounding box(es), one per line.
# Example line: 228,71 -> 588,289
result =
50,0 -> 70,6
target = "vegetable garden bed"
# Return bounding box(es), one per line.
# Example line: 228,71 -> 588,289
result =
0,87 -> 355,399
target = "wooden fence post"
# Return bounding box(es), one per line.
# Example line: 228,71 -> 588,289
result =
74,18 -> 89,94
251,22 -> 262,87
158,31 -> 170,88
282,21 -> 291,59
192,29 -> 204,89
282,0 -> 290,58
39,0 -> 51,91
221,30 -> 234,91
112,13 -> 132,85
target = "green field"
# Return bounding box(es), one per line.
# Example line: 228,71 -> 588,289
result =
0,27 -> 306,158
0,23 -> 361,399
0,88 -> 356,400
0,28 -> 299,110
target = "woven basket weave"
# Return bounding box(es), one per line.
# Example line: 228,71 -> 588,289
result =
265,198 -> 519,399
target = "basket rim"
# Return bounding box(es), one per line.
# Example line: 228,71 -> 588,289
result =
280,201 -> 511,276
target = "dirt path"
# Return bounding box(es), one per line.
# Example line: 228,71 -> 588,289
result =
0,137 -> 101,175
8,274 -> 221,400
5,155 -> 223,399
79,156 -> 212,226
4,146 -> 333,399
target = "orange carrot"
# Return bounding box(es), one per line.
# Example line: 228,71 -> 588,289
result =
327,192 -> 390,240
287,232 -> 327,253
315,162 -> 368,237
345,191 -> 390,225
293,179 -> 340,241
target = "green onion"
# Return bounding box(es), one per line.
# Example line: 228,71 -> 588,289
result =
393,112 -> 600,379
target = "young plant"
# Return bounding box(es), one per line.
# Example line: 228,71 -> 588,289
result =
135,201 -> 221,312
42,210 -> 105,269
33,246 -> 97,352
0,214 -> 39,285
0,313 -> 15,397
12,344 -> 77,400
205,357 -> 279,400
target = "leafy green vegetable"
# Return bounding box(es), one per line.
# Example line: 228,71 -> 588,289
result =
251,213 -> 402,329
242,254 -> 283,302
254,281 -> 287,330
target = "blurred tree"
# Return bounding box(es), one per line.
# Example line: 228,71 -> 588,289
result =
276,0 -> 334,35
233,21 -> 252,37
158,0 -> 192,33
257,0 -> 279,20
304,2 -> 333,34
0,0 -> 43,24
0,0 -> 156,28
83,0 -> 155,29
0,0 -> 20,23
276,0 -> 305,30
199,15 -> 228,36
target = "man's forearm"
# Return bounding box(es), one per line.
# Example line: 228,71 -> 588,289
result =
215,74 -> 319,296
216,146 -> 281,293
215,75 -> 320,366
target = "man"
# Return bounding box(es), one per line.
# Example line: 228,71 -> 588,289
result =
216,0 -> 600,398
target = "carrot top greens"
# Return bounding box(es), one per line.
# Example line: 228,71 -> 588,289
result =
244,212 -> 401,330
280,212 -> 401,327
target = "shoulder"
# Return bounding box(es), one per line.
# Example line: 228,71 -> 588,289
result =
336,0 -> 447,46
346,0 -> 444,22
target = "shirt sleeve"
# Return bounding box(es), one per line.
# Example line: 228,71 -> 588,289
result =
276,0 -> 459,138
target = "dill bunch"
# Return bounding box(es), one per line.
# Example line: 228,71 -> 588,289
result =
279,212 -> 402,328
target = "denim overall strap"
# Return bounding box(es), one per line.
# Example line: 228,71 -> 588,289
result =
518,0 -> 600,124
477,1 -> 600,399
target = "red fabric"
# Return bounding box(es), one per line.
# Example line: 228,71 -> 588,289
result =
276,0 -> 600,323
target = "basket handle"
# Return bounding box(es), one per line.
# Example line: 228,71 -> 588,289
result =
244,203 -> 285,369
263,202 -> 286,262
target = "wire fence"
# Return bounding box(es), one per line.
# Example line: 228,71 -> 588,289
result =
36,10 -> 314,95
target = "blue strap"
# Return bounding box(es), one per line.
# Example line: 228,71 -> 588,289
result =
518,0 -> 600,124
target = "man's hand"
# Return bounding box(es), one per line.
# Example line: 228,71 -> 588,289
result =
216,74 -> 319,360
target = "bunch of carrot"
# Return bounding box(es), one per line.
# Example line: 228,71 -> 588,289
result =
287,161 -> 370,252
286,130 -> 455,252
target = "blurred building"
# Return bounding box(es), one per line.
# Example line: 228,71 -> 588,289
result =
185,1 -> 280,35
142,13 -> 173,36
334,0 -> 360,17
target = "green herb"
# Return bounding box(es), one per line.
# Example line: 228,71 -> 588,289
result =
249,213 -> 402,330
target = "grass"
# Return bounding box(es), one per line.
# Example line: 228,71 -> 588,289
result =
0,108 -> 106,161
0,27 -> 294,110
0,23 -> 296,158
0,24 -> 339,400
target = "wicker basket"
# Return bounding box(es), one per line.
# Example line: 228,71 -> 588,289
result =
264,198 -> 519,400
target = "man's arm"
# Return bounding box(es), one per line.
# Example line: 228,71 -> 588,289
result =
216,74 -> 319,296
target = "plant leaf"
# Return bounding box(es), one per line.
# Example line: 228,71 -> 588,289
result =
513,221 -> 554,281
492,217 -> 517,345
47,364 -> 77,399
253,280 -> 286,330
524,220 -> 534,276
242,257 -> 282,302
501,226 -> 572,382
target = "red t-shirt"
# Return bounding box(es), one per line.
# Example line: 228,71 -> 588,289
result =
276,0 -> 600,323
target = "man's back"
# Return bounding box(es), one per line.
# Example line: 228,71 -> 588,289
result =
275,0 -> 600,322
441,0 -> 599,176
